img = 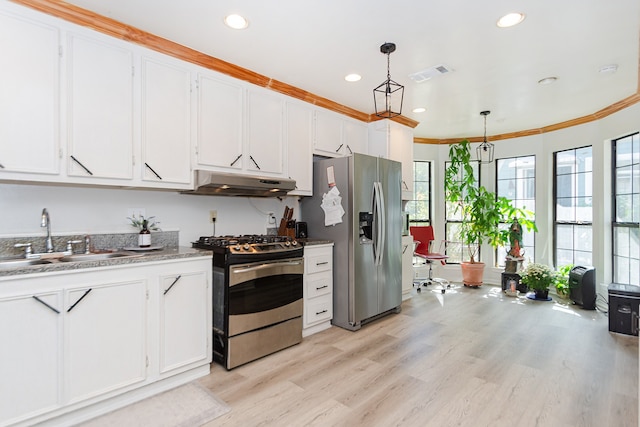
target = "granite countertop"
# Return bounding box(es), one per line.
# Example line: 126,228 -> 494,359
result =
0,246 -> 212,278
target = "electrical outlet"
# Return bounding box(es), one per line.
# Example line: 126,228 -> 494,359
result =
209,210 -> 217,223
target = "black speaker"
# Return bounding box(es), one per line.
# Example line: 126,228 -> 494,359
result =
569,266 -> 596,310
295,222 -> 308,238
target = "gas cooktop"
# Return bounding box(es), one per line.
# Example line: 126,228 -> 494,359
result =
192,234 -> 300,255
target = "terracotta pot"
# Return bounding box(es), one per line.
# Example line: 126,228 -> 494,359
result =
461,262 -> 485,286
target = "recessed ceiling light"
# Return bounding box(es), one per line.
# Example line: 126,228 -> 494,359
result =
224,14 -> 248,30
344,74 -> 361,82
497,12 -> 525,28
412,107 -> 426,113
538,76 -> 558,85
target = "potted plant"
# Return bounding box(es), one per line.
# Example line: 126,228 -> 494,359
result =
444,139 -> 536,286
553,264 -> 574,298
520,262 -> 555,299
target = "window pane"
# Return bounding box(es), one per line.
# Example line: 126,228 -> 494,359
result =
576,147 -> 592,172
612,134 -> 639,284
555,147 -> 592,266
557,225 -> 574,250
556,175 -> 573,198
574,225 -> 592,252
409,161 -> 431,224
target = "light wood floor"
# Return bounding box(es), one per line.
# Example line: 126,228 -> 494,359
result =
198,284 -> 638,427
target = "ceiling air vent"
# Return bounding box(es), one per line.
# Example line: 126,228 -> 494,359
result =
408,64 -> 453,83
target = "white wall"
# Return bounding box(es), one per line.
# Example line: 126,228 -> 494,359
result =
0,182 -> 300,247
413,102 -> 640,292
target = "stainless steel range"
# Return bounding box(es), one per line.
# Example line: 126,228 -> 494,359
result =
192,235 -> 304,369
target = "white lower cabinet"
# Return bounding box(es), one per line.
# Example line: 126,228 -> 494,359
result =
65,280 -> 147,404
303,243 -> 333,337
158,270 -> 209,375
0,256 -> 212,427
0,292 -> 62,424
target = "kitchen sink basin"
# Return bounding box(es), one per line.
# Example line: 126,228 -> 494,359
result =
0,259 -> 52,269
58,252 -> 140,262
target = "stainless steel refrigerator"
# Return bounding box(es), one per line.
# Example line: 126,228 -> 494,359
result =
301,153 -> 402,331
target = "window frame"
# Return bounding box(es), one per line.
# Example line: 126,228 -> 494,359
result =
406,160 -> 432,226
611,133 -> 639,285
495,155 -> 536,267
553,145 -> 593,268
444,159 -> 480,264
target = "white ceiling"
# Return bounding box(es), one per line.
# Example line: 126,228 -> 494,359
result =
64,0 -> 640,140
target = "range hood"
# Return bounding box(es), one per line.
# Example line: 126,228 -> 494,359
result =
182,171 -> 296,197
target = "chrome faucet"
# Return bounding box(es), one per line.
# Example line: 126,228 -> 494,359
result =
41,208 -> 54,253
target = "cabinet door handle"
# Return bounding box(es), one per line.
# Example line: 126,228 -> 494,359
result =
315,285 -> 328,290
402,180 -> 409,190
144,163 -> 162,180
249,155 -> 261,170
70,155 -> 94,176
402,244 -> 408,254
335,144 -> 343,153
316,309 -> 328,315
0,163 -> 4,169
164,275 -> 182,295
32,296 -> 60,314
67,288 -> 92,312
633,312 -> 639,335
346,145 -> 353,154
316,261 -> 329,266
230,154 -> 242,167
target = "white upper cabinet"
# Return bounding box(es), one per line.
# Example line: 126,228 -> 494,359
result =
245,87 -> 284,175
369,119 -> 414,200
285,101 -> 313,196
196,75 -> 285,176
0,8 -> 60,177
343,118 -> 368,155
140,55 -> 193,188
196,72 -> 244,171
66,33 -> 134,181
314,109 -> 368,157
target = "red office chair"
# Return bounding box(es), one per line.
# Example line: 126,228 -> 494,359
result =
410,226 -> 450,293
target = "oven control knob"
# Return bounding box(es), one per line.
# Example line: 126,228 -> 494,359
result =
234,244 -> 241,251
291,240 -> 298,246
243,243 -> 251,251
284,241 -> 291,247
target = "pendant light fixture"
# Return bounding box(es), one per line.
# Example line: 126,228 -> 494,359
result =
373,42 -> 404,118
476,110 -> 494,164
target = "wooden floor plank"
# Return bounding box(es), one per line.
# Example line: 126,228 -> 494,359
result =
200,284 -> 638,426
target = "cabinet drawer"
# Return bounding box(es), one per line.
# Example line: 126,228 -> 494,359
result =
306,272 -> 332,298
305,295 -> 332,326
306,252 -> 332,274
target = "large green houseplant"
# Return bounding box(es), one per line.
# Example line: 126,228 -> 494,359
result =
444,139 -> 537,285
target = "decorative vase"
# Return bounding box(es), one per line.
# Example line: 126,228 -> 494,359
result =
461,262 -> 485,287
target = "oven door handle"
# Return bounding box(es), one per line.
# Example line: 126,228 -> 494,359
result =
232,260 -> 303,274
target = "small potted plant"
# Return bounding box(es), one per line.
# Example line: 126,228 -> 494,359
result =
127,214 -> 161,247
553,264 -> 574,299
520,262 -> 555,300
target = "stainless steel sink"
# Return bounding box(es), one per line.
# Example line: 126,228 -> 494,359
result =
58,252 -> 139,262
0,259 -> 52,269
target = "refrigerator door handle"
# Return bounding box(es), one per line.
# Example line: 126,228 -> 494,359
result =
373,182 -> 385,266
377,181 -> 386,265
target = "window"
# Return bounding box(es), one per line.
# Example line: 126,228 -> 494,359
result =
445,160 -> 479,263
554,146 -> 593,267
405,161 -> 431,225
612,133 -> 639,285
496,155 -> 536,266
